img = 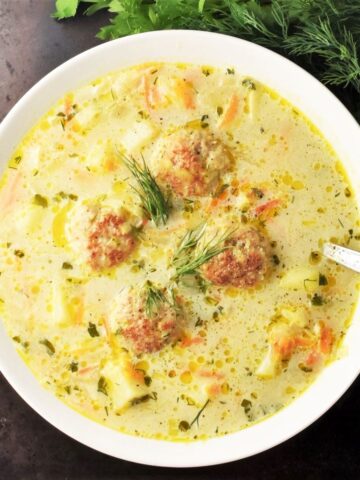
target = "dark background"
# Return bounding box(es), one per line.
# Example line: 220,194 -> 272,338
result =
0,1 -> 359,479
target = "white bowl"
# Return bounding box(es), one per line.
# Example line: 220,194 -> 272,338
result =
0,30 -> 360,468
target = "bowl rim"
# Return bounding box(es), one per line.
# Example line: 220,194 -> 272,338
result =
0,29 -> 360,468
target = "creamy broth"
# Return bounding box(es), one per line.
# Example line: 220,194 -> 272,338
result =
0,63 -> 359,441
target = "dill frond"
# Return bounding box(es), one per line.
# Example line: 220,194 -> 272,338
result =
173,223 -> 236,278
122,154 -> 170,226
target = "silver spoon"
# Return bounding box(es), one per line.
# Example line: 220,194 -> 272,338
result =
323,242 -> 360,273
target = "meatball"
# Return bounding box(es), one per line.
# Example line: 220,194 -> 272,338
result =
116,287 -> 183,354
201,228 -> 272,288
150,128 -> 232,197
87,211 -> 136,270
66,203 -> 137,270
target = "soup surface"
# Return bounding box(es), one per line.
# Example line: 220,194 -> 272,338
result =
0,62 -> 359,441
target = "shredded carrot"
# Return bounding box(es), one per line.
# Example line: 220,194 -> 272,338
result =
219,94 -> 239,128
199,369 -> 224,380
305,350 -> 321,367
208,189 -> 229,210
64,93 -> 74,117
175,79 -> 196,109
180,336 -> 203,348
78,365 -> 97,376
319,323 -> 334,354
207,383 -> 221,397
253,198 -> 281,217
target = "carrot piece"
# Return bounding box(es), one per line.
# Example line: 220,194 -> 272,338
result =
199,370 -> 224,380
219,94 -> 239,128
208,189 -> 229,210
175,79 -> 196,109
78,365 -> 97,376
180,336 -> 203,348
305,350 -> 321,367
0,171 -> 22,216
64,93 -> 74,117
253,198 -> 281,217
207,383 -> 221,397
319,323 -> 334,354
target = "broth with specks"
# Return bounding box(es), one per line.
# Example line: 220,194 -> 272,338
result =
0,62 -> 358,441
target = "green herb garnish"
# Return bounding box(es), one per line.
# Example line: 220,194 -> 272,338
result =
33,194 -> 48,208
319,273 -> 328,286
173,223 -> 234,279
190,399 -> 210,428
122,154 -> 170,226
242,78 -> 256,90
311,293 -> 324,306
14,250 -> 25,258
62,262 -> 73,270
97,376 -> 108,396
39,338 -> 55,356
88,322 -> 100,337
69,361 -> 78,372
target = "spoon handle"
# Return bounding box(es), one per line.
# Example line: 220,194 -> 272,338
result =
323,242 -> 360,273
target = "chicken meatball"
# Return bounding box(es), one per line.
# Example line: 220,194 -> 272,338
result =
114,286 -> 184,354
201,228 -> 272,288
150,128 -> 232,197
66,203 -> 137,270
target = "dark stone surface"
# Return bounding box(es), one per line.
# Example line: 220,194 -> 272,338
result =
0,1 -> 359,478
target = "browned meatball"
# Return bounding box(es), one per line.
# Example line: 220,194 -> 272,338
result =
88,212 -> 136,270
201,228 -> 272,288
150,128 -> 232,197
116,287 -> 183,354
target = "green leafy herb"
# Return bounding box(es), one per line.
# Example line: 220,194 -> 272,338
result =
190,399 -> 210,428
14,249 -> 25,258
173,223 -> 234,279
69,361 -> 78,372
39,338 -> 56,356
144,282 -> 168,317
62,262 -> 73,270
272,254 -> 280,265
97,376 -> 108,396
33,194 -> 48,208
311,293 -> 324,306
319,273 -> 328,286
122,154 -> 170,226
88,322 -> 100,337
242,78 -> 256,90
52,0 -> 360,122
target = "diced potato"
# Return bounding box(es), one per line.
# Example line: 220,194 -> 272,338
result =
75,106 -> 97,129
101,358 -> 148,413
256,345 -> 278,378
119,120 -> 158,153
280,267 -> 318,291
280,306 -> 308,328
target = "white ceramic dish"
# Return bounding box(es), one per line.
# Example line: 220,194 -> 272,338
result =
0,30 -> 360,468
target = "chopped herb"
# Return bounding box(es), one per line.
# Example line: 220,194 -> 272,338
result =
69,361 -> 78,372
33,194 -> 48,208
14,249 -> 25,258
179,420 -> 190,432
226,67 -> 235,75
344,187 -> 351,197
183,198 -> 194,213
272,254 -> 280,265
309,251 -> 321,264
216,106 -> 223,116
144,282 -> 170,318
202,68 -> 211,77
299,363 -> 312,372
97,376 -> 108,396
242,78 -> 256,90
64,386 -> 71,394
205,296 -> 219,306
212,183 -> 229,198
241,398 -> 252,415
144,376 -> 152,387
105,406 -> 109,416
190,399 -> 210,428
39,339 -> 55,356
319,273 -> 328,286
252,187 -> 264,198
62,262 -> 73,270
311,293 -> 324,306
88,322 -> 100,337
338,218 -> 344,228
12,336 -> 21,343
201,114 -> 209,122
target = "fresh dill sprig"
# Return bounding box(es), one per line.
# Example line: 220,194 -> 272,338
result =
144,281 -> 168,317
122,154 -> 170,226
173,223 -> 235,279
144,281 -> 179,317
190,398 -> 210,428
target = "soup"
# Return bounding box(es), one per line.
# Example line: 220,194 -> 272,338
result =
0,62 -> 358,441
